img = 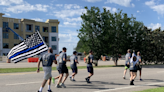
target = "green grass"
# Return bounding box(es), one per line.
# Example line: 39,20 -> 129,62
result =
0,65 -> 124,73
136,87 -> 164,92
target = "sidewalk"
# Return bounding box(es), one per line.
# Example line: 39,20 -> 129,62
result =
0,59 -> 125,68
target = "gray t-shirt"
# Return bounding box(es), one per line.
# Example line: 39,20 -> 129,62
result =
87,55 -> 93,67
56,56 -> 59,70
58,52 -> 67,65
70,55 -> 78,68
137,56 -> 141,64
125,53 -> 131,65
40,53 -> 56,67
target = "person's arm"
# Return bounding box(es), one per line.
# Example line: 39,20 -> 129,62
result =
90,56 -> 93,63
37,59 -> 41,73
63,53 -> 66,61
52,56 -> 57,64
75,57 -> 79,64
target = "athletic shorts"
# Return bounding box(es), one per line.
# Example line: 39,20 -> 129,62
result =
87,67 -> 93,73
43,67 -> 52,80
125,66 -> 129,70
58,64 -> 68,74
137,68 -> 142,70
71,67 -> 78,73
130,70 -> 137,72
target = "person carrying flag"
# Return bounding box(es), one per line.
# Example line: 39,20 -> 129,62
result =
37,47 -> 57,92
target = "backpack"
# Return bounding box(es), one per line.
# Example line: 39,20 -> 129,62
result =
85,55 -> 90,64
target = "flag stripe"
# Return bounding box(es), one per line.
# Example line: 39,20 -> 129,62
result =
11,44 -> 46,61
9,42 -> 44,59
8,45 -> 27,58
13,47 -> 48,63
8,42 -> 24,56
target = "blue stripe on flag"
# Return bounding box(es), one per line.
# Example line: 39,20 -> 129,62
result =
9,42 -> 44,59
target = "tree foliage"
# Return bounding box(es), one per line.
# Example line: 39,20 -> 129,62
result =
76,6 -> 164,65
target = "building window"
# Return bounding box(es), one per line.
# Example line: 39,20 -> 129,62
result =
52,45 -> 57,50
3,33 -> 9,39
14,23 -> 19,29
51,26 -> 56,32
14,44 -> 18,46
14,34 -> 19,39
26,35 -> 31,38
35,26 -> 40,31
51,37 -> 56,41
43,27 -> 48,32
3,22 -> 9,32
43,36 -> 48,43
3,43 -> 9,48
3,22 -> 8,28
3,53 -> 8,56
26,24 -> 33,32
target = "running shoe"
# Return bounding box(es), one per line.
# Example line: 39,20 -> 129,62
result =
52,78 -> 55,84
140,79 -> 142,81
37,90 -> 41,92
70,76 -> 72,81
47,90 -> 52,92
72,79 -> 76,81
60,83 -> 66,88
123,76 -> 125,79
85,78 -> 89,82
55,84 -> 62,88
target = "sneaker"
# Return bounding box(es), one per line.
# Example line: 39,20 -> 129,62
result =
87,81 -> 91,83
123,76 -> 125,79
140,79 -> 142,81
70,76 -> 72,81
72,79 -> 76,81
37,91 -> 41,92
47,90 -> 52,92
55,84 -> 62,88
52,78 -> 55,84
60,83 -> 66,88
85,78 -> 89,82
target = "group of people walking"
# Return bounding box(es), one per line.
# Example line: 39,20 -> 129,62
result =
123,49 -> 142,85
36,47 -> 94,92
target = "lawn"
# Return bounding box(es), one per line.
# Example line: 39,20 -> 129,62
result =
136,87 -> 164,92
0,65 -> 124,73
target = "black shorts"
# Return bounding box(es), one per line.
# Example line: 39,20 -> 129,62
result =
137,68 -> 142,70
130,70 -> 137,72
87,67 -> 93,73
71,67 -> 78,73
58,64 -> 68,74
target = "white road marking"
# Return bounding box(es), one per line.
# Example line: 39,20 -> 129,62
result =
6,80 -> 58,86
6,81 -> 42,86
94,82 -> 164,92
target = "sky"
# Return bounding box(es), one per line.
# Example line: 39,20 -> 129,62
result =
0,0 -> 164,55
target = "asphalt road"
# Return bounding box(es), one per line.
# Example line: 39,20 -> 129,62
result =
1,65 -> 164,92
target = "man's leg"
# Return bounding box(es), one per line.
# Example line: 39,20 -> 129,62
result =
133,72 -> 137,80
47,77 -> 52,91
62,73 -> 69,83
57,74 -> 63,85
139,69 -> 142,80
123,69 -> 127,79
38,79 -> 47,92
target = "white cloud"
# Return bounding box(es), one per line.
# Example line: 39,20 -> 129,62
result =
65,17 -> 82,22
55,4 -> 63,7
0,0 -> 23,6
31,18 -> 43,22
64,4 -> 80,9
132,3 -> 135,7
137,10 -> 140,13
63,22 -> 81,27
53,9 -> 86,19
145,0 -> 155,6
85,0 -> 102,3
5,13 -> 11,16
103,6 -> 117,13
145,0 -> 164,15
148,23 -> 161,30
105,0 -> 134,7
5,3 -> 49,13
0,0 -> 49,13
